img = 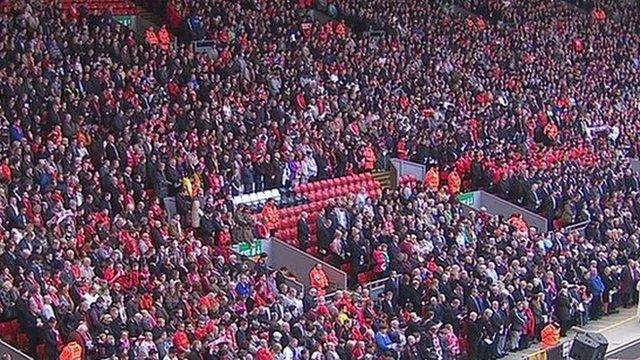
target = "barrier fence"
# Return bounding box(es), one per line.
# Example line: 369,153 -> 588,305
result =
631,158 -> 640,174
232,238 -> 348,291
458,190 -> 549,232
0,340 -> 32,360
269,239 -> 348,290
525,340 -> 573,360
563,219 -> 590,234
388,158 -> 427,188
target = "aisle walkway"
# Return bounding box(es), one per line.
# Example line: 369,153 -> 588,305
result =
504,307 -> 639,360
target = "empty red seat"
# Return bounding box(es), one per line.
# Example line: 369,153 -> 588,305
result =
36,344 -> 45,360
309,182 -> 320,191
17,333 -> 28,350
0,322 -> 11,336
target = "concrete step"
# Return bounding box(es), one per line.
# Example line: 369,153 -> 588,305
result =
506,307 -> 640,360
372,171 -> 392,189
137,7 -> 163,25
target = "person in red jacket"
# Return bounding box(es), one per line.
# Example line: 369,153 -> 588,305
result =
172,323 -> 190,353
256,339 -> 272,360
361,145 -> 376,171
373,244 -> 390,276
522,301 -> 536,349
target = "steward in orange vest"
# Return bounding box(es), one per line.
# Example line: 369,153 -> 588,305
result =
309,263 -> 329,295
59,341 -> 83,360
260,199 -> 279,235
591,8 -> 606,21
145,27 -> 158,45
447,170 -> 461,195
541,320 -> 560,348
157,26 -> 171,50
425,167 -> 439,190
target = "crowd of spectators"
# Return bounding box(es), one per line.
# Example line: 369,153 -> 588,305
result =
0,0 -> 640,358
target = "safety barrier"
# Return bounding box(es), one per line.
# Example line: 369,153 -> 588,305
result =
269,239 -> 348,290
524,340 -> 573,360
631,158 -> 640,174
563,219 -> 590,234
364,276 -> 388,299
0,340 -> 32,360
388,158 -> 426,188
232,238 -> 348,291
458,190 -> 549,232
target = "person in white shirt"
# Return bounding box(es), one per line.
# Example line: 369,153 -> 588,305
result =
282,338 -> 298,360
301,152 -> 318,183
41,295 -> 55,321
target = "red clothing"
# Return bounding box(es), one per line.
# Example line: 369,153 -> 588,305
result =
523,307 -> 536,336
425,167 -> 439,190
172,331 -> 190,352
447,170 -> 461,195
256,347 -> 272,360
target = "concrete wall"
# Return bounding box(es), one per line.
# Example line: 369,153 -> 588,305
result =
477,191 -> 548,232
0,341 -> 32,360
389,158 -> 427,187
268,239 -> 347,290
631,158 -> 640,174
458,191 -> 548,232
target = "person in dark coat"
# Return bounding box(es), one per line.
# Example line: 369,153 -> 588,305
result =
42,317 -> 61,359
384,270 -> 401,305
316,217 -> 333,256
620,260 -> 638,307
554,288 -> 573,336
466,312 -> 481,360
297,212 -> 309,251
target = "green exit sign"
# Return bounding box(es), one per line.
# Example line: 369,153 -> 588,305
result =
115,15 -> 132,27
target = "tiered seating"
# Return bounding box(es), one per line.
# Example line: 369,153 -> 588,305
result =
397,174 -> 417,187
60,0 -> 139,16
0,319 -> 18,346
0,319 -> 46,359
233,189 -> 281,207
275,173 -> 382,253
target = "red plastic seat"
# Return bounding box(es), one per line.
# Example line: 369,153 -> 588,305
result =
17,333 -> 28,350
309,182 -> 319,192
0,322 -> 11,336
36,344 -> 45,360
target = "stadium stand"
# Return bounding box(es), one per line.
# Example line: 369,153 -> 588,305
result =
0,0 -> 640,358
